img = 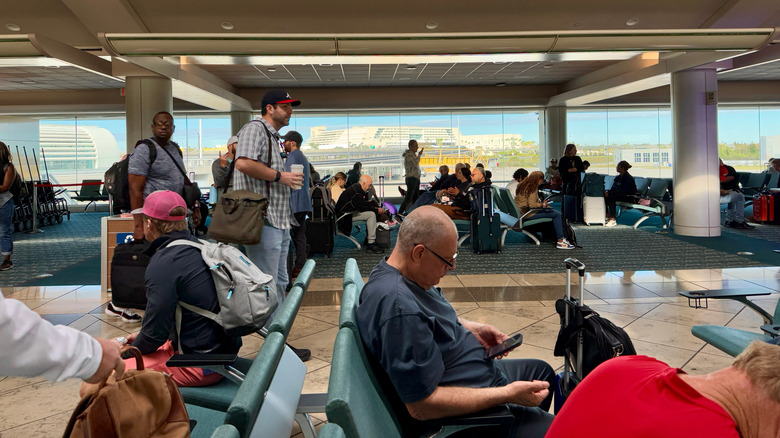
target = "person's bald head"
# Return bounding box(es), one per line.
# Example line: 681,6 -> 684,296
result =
359,174 -> 373,191
395,206 -> 457,254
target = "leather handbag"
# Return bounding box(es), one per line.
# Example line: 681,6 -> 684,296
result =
63,346 -> 190,438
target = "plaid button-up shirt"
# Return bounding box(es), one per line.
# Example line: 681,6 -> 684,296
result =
233,118 -> 295,229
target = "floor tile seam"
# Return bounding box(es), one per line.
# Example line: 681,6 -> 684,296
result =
0,408 -> 73,433
652,302 -> 742,318
680,343 -> 713,370
0,378 -> 50,397
303,361 -> 331,373
295,314 -> 340,327
626,337 -> 701,354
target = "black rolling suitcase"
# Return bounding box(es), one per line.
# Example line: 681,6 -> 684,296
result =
306,184 -> 335,256
469,184 -> 501,254
110,240 -> 152,310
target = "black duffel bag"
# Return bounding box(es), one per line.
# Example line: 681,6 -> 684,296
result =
553,299 -> 636,378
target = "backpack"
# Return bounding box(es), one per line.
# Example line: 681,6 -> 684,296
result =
553,299 -> 636,378
562,218 -> 580,247
3,164 -> 24,203
310,184 -> 336,220
582,173 -> 605,198
104,140 -> 182,214
166,239 -> 278,342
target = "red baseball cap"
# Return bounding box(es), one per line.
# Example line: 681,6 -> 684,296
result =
131,190 -> 187,221
262,89 -> 301,107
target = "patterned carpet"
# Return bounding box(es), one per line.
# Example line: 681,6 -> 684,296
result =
2,210 -> 776,286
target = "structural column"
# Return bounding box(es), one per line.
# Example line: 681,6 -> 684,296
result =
543,106 -> 567,169
231,111 -> 253,136
671,68 -> 720,237
124,76 -> 172,153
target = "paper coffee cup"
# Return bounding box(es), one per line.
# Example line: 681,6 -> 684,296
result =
290,164 -> 304,190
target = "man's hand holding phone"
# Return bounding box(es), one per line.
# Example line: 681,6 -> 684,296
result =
485,333 -> 524,360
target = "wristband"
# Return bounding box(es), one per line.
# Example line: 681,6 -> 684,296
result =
274,171 -> 281,182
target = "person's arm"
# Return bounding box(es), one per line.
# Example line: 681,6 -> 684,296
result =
233,123 -> 301,189
0,164 -> 14,193
235,158 -> 300,189
0,296 -> 124,382
212,158 -> 230,189
458,318 -> 508,349
406,380 -> 550,421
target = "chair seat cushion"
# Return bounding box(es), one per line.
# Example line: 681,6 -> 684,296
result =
179,357 -> 253,411
186,403 -> 227,438
691,325 -> 768,357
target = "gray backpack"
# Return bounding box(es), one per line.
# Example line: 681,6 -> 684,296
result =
167,239 -> 278,341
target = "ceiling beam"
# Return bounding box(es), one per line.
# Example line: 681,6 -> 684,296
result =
27,33 -> 116,80
699,0 -> 780,28
548,51 -> 741,107
60,0 -> 149,34
112,56 -> 252,112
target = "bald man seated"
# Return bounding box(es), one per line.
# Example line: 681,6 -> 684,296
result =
335,174 -> 387,253
546,341 -> 780,438
356,206 -> 555,438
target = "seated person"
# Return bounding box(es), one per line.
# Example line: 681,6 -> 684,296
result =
505,168 -> 528,196
546,341 -> 780,438
604,160 -> 637,227
428,165 -> 450,191
429,167 -> 488,220
124,190 -> 241,387
335,175 -> 387,253
771,158 -> 780,174
406,164 -> 466,214
309,163 -> 321,186
719,158 -> 754,229
582,160 -> 590,172
328,171 -> 347,204
346,162 -> 362,187
514,171 -> 574,249
357,206 -> 555,438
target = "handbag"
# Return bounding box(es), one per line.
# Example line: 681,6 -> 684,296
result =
63,346 -> 190,438
209,123 -> 275,245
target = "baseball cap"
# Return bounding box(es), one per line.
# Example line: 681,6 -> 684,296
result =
130,190 -> 187,221
227,135 -> 238,145
262,89 -> 301,108
283,131 -> 303,145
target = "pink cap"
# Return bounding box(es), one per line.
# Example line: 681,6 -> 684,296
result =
131,190 -> 187,221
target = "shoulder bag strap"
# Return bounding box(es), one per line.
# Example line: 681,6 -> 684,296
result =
158,142 -> 192,184
223,121 -> 275,194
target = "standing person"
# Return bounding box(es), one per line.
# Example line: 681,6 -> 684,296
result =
107,111 -> 186,324
0,141 -> 16,270
719,158 -> 754,230
346,162 -> 362,187
212,135 -> 237,193
514,171 -> 574,249
283,130 -> 311,280
558,144 -> 584,196
604,161 -> 637,227
233,89 -> 309,361
398,140 -> 424,215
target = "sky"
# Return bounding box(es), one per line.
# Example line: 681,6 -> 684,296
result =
43,107 -> 780,152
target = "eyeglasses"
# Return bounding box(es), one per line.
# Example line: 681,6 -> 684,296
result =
153,121 -> 173,127
422,245 -> 457,269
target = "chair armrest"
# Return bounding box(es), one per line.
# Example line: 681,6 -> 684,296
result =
680,288 -> 774,325
436,404 -> 514,427
761,324 -> 780,337
166,353 -> 238,367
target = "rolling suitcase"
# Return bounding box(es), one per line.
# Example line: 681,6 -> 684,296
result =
110,240 -> 152,310
306,184 -> 336,256
752,193 -> 775,223
562,195 -> 582,223
469,184 -> 501,254
582,196 -> 606,226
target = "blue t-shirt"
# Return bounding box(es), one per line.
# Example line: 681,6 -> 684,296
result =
356,259 -> 506,403
284,149 -> 312,214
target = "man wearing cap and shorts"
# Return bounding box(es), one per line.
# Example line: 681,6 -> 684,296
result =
282,130 -> 311,280
122,190 -> 241,387
233,89 -> 310,361
213,135 -> 238,194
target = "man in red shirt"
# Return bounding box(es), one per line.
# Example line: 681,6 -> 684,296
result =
546,341 -> 780,438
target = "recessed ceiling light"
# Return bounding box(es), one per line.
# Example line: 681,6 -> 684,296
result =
543,64 -> 554,69
220,22 -> 234,31
406,65 -> 417,70
5,23 -> 21,32
625,18 -> 639,26
425,22 -> 438,30
319,63 -> 333,67
496,82 -> 507,87
267,67 -> 276,72
398,77 -> 411,81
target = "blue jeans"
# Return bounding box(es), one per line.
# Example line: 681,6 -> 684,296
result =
495,358 -> 556,437
244,225 -> 290,324
527,208 -> 564,240
407,191 -> 437,213
720,191 -> 745,223
0,199 -> 13,256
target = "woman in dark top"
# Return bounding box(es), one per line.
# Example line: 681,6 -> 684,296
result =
558,143 -> 584,196
0,142 -> 15,270
605,160 -> 637,227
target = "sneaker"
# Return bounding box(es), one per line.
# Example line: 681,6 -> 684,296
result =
724,221 -> 734,228
605,219 -> 617,227
0,260 -> 13,271
377,222 -> 390,231
290,345 -> 311,362
386,220 -> 398,227
398,186 -> 406,197
364,243 -> 384,253
105,302 -> 142,324
735,221 -> 755,229
556,239 -> 575,250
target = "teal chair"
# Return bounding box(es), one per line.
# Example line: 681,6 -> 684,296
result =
615,178 -> 672,229
684,289 -> 780,357
496,187 -> 553,246
318,423 -> 347,438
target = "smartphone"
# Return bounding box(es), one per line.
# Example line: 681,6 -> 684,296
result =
485,333 -> 524,360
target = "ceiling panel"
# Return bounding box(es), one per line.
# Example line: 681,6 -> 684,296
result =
718,61 -> 780,81
0,65 -> 122,91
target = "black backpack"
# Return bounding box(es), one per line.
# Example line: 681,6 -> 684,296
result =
104,140 -> 182,214
553,299 -> 636,378
562,218 -> 580,248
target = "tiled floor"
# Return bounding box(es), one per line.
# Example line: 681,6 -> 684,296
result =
1,267 -> 779,437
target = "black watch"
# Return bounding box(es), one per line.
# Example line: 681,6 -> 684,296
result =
274,171 -> 281,182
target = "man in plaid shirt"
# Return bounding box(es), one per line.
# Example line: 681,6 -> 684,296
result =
233,89 -> 310,361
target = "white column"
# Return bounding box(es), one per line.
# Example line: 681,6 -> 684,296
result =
124,77 -> 172,154
543,107 -> 567,168
671,68 -> 720,237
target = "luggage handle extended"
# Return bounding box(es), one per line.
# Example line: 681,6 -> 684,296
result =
563,257 -> 585,386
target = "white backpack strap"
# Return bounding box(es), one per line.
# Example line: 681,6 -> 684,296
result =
166,239 -> 204,249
